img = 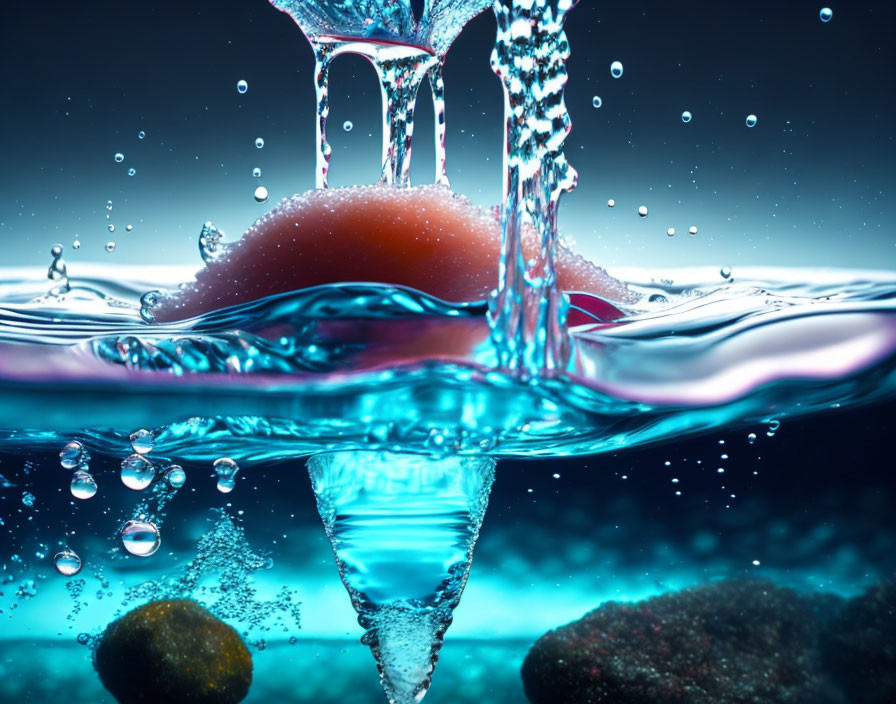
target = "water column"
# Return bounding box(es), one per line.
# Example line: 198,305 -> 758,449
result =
489,0 -> 578,377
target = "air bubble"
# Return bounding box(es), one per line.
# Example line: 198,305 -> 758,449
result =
54,550 -> 82,576
129,428 -> 154,455
22,491 -> 35,507
343,120 -> 353,132
254,186 -> 269,203
120,454 -> 155,491
681,110 -> 692,123
638,205 -> 648,218
60,440 -> 85,469
114,153 -> 124,163
819,7 -> 833,22
166,465 -> 186,489
745,114 -> 758,128
237,79 -> 248,94
610,60 -> 623,78
255,137 -> 264,149
128,168 -> 136,176
70,471 -> 98,500
592,96 -> 602,108
214,457 -> 240,493
121,520 -> 161,557
137,130 -> 146,140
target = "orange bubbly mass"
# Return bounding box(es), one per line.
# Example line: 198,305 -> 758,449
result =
157,185 -> 632,322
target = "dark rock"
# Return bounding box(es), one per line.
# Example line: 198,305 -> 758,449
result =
822,579 -> 896,704
521,579 -> 844,704
95,598 -> 252,704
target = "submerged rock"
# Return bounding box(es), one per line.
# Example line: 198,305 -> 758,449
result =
521,579 -> 842,704
95,598 -> 252,704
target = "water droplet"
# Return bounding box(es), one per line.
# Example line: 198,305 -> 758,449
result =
343,120 -> 353,132
681,110 -> 692,123
254,186 -> 269,203
105,202 -> 113,211
720,265 -> 732,279
108,224 -> 115,232
138,130 -> 146,140
607,199 -> 615,208
745,114 -> 758,128
139,290 -> 161,323
688,225 -> 698,235
129,429 -> 154,455
166,465 -> 186,489
60,440 -> 85,469
70,471 -> 97,500
54,550 -> 82,576
237,79 -> 248,94
105,242 -> 116,252
255,137 -> 264,149
819,7 -> 833,22
592,95 -> 602,108
610,60 -> 624,78
214,457 -> 240,493
747,432 -> 757,444
126,224 -> 133,232
114,153 -> 124,163
51,244 -> 63,257
638,205 -> 648,218
72,239 -> 80,249
47,245 -> 68,286
21,491 -> 35,507
120,454 -> 155,491
252,167 -> 261,178
198,221 -> 228,263
667,227 -> 675,237
648,293 -> 668,303
767,419 -> 781,437
128,167 -> 136,176
120,520 -> 161,557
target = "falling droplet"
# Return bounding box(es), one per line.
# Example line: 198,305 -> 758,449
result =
592,95 -> 602,108
128,168 -> 136,176
767,419 -> 781,437
59,440 -> 85,469
139,290 -> 161,323
22,491 -> 35,507
114,153 -> 124,163
745,114 -> 758,128
819,7 -> 833,22
638,205 -> 648,218
255,137 -> 264,149
54,550 -> 82,576
747,432 -> 757,444
607,199 -> 615,208
108,224 -> 115,233
166,465 -> 186,489
70,471 -> 98,500
120,454 -> 155,491
681,110 -> 692,123
121,520 -> 161,557
214,457 -> 240,493
343,120 -> 353,132
138,130 -> 146,139
237,79 -> 248,94
667,227 -> 675,236
254,186 -> 269,203
610,60 -> 624,78
105,202 -> 113,211
125,224 -> 133,232
689,225 -> 698,235
252,167 -> 261,178
106,242 -> 116,252
129,428 -> 154,455
72,239 -> 81,249
720,265 -> 732,279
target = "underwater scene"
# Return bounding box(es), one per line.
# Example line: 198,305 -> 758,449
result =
1,1 -> 894,703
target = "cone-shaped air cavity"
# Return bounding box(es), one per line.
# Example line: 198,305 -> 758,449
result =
307,451 -> 495,704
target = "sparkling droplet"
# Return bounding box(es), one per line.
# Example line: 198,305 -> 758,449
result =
610,60 -> 624,78
681,110 -> 692,123
125,224 -> 133,232
72,239 -> 81,249
254,186 -> 269,203
720,265 -> 732,279
105,242 -> 116,252
114,153 -> 124,163
54,550 -> 82,576
667,227 -> 675,236
237,79 -> 248,94
70,471 -> 98,500
120,520 -> 161,557
108,224 -> 115,232
747,432 -> 757,444
166,465 -> 186,489
688,225 -> 698,235
105,202 -> 113,211
343,120 -> 353,132
255,137 -> 264,149
638,205 -> 648,218
129,429 -> 154,455
138,130 -> 146,140
139,290 -> 162,323
198,221 -> 228,264
592,95 -> 602,108
21,491 -> 35,507
128,167 -> 136,176
252,167 -> 261,178
60,440 -> 85,469
745,114 -> 758,128
819,7 -> 833,22
120,454 -> 155,491
214,457 -> 240,493
607,199 -> 615,208
767,419 -> 781,437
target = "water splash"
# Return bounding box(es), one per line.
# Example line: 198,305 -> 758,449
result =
308,451 -> 495,704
